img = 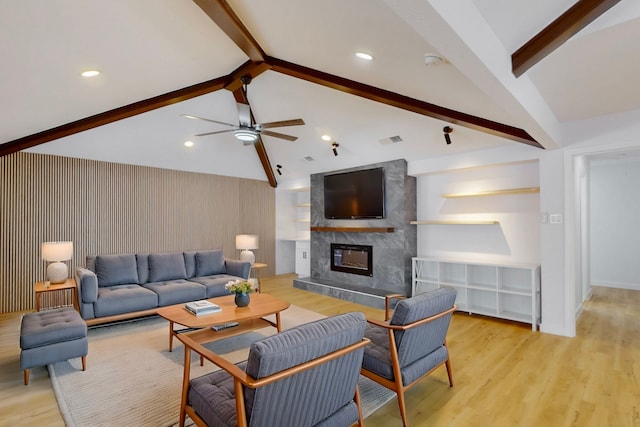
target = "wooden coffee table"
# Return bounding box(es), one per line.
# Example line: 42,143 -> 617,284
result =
157,293 -> 290,352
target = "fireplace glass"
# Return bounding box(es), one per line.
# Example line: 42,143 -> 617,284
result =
330,243 -> 373,277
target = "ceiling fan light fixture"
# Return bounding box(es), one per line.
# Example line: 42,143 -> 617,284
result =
234,129 -> 258,142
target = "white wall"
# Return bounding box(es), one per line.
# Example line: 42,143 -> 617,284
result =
415,161 -> 540,264
589,157 -> 640,290
275,178 -> 310,275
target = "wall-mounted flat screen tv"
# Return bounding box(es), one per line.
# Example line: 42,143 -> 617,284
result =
324,167 -> 385,219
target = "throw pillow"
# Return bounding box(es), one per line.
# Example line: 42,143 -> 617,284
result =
95,254 -> 139,287
195,249 -> 226,277
148,252 -> 187,282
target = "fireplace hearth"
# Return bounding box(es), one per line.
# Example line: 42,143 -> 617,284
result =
330,243 -> 373,277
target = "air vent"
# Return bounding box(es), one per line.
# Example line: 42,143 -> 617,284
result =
379,135 -> 403,145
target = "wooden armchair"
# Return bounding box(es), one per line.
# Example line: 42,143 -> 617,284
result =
177,312 -> 370,427
360,288 -> 457,426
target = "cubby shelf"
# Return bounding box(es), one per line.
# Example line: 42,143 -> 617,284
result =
412,257 -> 541,330
410,220 -> 499,225
442,187 -> 540,198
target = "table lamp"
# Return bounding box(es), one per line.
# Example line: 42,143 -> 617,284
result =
42,241 -> 73,284
235,234 -> 258,265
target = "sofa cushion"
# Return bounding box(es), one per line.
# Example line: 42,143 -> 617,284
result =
189,274 -> 239,298
95,254 -> 139,287
195,250 -> 225,277
94,285 -> 158,317
183,251 -> 197,278
143,280 -> 206,306
136,254 -> 149,284
148,252 -> 187,282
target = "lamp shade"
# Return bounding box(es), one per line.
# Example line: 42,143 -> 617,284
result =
42,241 -> 73,284
235,235 -> 258,250
42,241 -> 73,262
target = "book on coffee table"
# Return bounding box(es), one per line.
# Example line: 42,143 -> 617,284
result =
185,300 -> 221,316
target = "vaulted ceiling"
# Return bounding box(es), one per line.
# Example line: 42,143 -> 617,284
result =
2,0 -> 639,186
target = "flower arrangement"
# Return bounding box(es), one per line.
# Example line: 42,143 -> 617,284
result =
225,279 -> 254,294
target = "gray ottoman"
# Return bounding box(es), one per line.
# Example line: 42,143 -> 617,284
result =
20,307 -> 88,385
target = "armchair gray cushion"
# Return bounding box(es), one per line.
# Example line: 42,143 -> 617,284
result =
188,312 -> 367,427
363,287 -> 456,385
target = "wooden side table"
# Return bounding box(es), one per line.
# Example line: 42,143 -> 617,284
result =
34,278 -> 79,312
250,263 -> 267,292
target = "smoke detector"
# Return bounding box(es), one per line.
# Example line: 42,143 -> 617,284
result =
424,53 -> 444,67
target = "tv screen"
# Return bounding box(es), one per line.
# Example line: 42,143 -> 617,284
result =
324,167 -> 385,219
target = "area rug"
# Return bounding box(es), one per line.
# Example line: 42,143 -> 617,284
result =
48,306 -> 395,426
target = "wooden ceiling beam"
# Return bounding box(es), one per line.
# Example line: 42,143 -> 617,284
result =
266,56 -> 543,148
193,0 -> 266,62
224,60 -> 271,92
231,87 -> 278,188
512,0 -> 622,77
0,75 -> 229,157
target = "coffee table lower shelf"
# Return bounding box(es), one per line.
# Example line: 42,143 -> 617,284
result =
174,317 -> 276,346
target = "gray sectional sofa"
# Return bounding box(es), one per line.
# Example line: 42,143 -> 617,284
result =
75,249 -> 250,325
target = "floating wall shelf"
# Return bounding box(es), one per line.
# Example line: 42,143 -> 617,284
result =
311,226 -> 395,233
442,187 -> 540,198
410,220 -> 500,225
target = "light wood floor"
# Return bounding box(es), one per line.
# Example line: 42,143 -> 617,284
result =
1,275 -> 638,426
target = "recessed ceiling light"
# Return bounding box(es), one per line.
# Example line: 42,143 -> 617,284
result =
81,70 -> 100,78
424,54 -> 444,66
355,52 -> 373,61
321,135 -> 332,141
184,141 -> 194,147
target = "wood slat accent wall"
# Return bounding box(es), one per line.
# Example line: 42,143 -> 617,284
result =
0,152 -> 275,314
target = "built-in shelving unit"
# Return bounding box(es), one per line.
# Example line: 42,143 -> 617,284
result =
410,220 -> 499,225
311,226 -> 395,233
442,187 -> 540,198
412,186 -> 538,225
412,257 -> 541,330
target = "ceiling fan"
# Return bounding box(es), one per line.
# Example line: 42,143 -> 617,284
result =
182,75 -> 304,145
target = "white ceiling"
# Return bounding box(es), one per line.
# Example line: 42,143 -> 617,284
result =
2,0 -> 640,184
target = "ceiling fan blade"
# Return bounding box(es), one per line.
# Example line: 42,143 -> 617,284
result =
261,130 -> 298,142
237,102 -> 252,127
195,129 -> 235,137
259,119 -> 305,129
180,114 -> 236,127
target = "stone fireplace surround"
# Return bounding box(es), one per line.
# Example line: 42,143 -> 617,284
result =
293,159 -> 417,308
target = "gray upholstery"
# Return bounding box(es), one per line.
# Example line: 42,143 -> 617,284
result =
362,287 -> 456,385
188,312 -> 367,427
95,254 -> 139,287
93,284 -> 158,317
148,252 -> 187,282
76,249 -> 250,321
189,274 -> 241,298
195,250 -> 225,277
20,308 -> 87,371
143,280 -> 206,306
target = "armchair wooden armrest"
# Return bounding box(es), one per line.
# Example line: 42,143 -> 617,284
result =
367,304 -> 458,331
384,294 -> 407,321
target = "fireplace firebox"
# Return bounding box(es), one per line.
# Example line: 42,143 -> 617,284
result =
330,243 -> 373,277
